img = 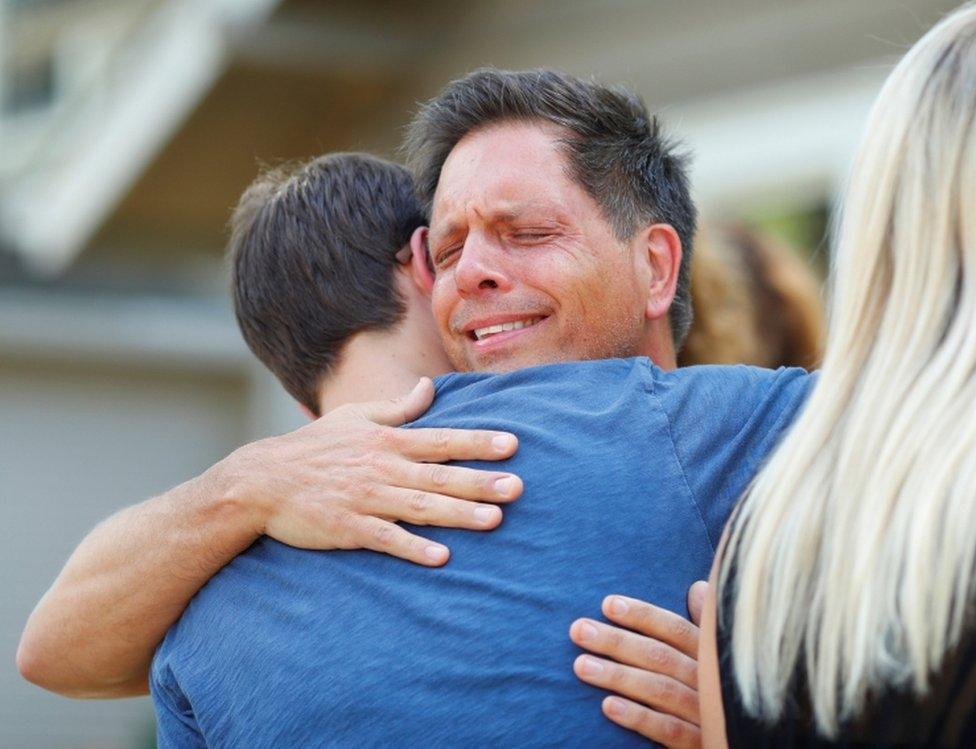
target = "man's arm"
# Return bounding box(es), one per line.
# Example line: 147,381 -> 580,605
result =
17,379 -> 522,698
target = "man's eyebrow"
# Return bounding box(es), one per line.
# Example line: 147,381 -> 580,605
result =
492,201 -> 564,222
428,219 -> 463,246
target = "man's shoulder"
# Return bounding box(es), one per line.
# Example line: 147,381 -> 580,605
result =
152,539 -> 307,658
150,537 -> 361,712
433,356 -> 652,395
656,361 -> 811,389
652,364 -> 814,545
650,363 -> 814,482
416,357 -> 814,431
652,363 -> 813,415
416,357 -> 656,426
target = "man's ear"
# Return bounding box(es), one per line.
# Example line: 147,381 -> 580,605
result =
409,226 -> 435,296
638,224 -> 683,322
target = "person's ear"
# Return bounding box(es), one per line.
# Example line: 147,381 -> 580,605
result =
299,403 -> 317,421
409,226 -> 435,296
638,224 -> 682,322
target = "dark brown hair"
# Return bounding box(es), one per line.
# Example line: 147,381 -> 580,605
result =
229,153 -> 425,415
403,67 -> 697,345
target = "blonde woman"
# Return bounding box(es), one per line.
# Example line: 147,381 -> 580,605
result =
577,5 -> 976,745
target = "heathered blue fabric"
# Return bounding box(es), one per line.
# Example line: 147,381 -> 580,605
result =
151,358 -> 811,748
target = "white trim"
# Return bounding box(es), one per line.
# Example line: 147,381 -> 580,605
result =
0,288 -> 248,374
0,0 -> 280,274
672,64 -> 890,213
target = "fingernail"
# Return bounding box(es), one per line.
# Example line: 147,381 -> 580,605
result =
578,656 -> 604,678
577,621 -> 598,643
492,435 -> 514,453
425,545 -> 448,562
609,597 -> 629,616
494,476 -> 516,496
474,506 -> 497,525
605,697 -> 628,718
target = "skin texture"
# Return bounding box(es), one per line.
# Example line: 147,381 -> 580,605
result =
423,121 -> 681,373
570,584 -> 710,748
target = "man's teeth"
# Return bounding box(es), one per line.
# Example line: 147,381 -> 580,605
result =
472,318 -> 542,341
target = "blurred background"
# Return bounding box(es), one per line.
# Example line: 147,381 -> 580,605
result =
0,0 -> 961,746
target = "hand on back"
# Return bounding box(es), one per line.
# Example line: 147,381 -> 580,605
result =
224,378 -> 522,566
570,582 -> 709,748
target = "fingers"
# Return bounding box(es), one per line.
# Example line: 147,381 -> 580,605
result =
369,486 -> 506,530
354,378 -> 436,426
574,654 -> 699,726
397,461 -> 523,503
601,596 -> 699,659
687,581 -> 709,627
569,618 -> 697,688
602,696 -> 701,749
330,382 -> 520,462
348,515 -> 450,567
394,426 -> 518,463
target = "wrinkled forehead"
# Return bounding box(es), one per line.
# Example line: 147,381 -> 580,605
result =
429,121 -> 578,232
428,198 -> 575,249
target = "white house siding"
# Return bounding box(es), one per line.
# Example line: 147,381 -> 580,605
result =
1,358 -> 249,748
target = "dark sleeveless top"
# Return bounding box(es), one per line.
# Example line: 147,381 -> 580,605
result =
717,561 -> 976,748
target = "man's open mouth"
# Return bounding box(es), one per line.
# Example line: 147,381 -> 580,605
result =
469,317 -> 545,342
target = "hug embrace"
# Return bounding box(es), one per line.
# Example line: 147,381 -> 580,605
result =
18,4 -> 976,747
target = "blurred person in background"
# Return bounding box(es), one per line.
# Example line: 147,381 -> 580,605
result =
576,4 -> 976,746
678,224 -> 824,371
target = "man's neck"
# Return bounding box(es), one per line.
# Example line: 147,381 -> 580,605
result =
640,319 -> 677,371
317,330 -> 451,414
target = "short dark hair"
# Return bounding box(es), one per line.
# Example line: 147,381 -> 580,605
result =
229,153 -> 425,416
403,68 -> 697,346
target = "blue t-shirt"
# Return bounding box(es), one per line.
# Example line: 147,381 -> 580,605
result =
152,358 -> 811,748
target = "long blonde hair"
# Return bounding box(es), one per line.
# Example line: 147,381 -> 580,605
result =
722,3 -> 976,736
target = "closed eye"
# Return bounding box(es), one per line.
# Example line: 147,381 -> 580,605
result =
434,244 -> 462,268
512,231 -> 555,243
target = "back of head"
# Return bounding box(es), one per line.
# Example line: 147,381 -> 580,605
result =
229,153 -> 425,416
725,3 -> 976,736
403,67 -> 698,346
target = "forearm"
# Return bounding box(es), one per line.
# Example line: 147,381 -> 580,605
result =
17,459 -> 264,698
16,384 -> 520,699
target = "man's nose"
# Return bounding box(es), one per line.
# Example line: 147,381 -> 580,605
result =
453,234 -> 512,297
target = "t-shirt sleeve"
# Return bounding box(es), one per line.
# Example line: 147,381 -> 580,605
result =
151,650 -> 207,749
659,365 -> 814,549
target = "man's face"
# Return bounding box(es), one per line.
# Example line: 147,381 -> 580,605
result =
427,121 -> 651,372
